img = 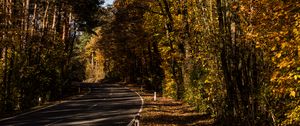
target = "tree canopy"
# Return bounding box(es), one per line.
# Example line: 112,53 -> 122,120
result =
92,0 -> 300,125
0,0 -> 105,112
1,0 -> 300,125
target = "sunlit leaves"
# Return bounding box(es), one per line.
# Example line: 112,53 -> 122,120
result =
283,104 -> 300,125
90,0 -> 300,125
240,0 -> 300,125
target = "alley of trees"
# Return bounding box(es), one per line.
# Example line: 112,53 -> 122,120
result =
1,0 -> 300,125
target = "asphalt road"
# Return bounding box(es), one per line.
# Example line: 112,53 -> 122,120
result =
0,83 -> 143,126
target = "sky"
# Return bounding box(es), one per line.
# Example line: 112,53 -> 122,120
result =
104,0 -> 115,6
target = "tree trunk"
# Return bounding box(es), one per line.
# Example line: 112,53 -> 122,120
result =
181,0 -> 192,98
157,0 -> 185,100
42,0 -> 50,32
30,0 -> 38,36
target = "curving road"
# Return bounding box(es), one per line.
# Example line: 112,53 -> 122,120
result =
0,83 -> 142,126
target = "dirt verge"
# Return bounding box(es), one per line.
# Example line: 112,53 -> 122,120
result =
124,83 -> 215,126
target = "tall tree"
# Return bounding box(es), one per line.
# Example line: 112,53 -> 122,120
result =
0,0 -> 104,113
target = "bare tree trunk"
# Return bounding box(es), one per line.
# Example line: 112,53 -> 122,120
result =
24,0 -> 30,34
42,0 -> 50,32
52,3 -> 57,31
3,47 -> 8,109
30,0 -> 38,36
62,19 -> 66,41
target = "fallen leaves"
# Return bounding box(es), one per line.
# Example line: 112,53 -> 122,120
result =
124,83 -> 214,126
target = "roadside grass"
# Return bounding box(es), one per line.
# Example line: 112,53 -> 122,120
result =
124,83 -> 214,126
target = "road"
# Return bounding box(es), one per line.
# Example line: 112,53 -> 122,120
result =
0,83 -> 143,126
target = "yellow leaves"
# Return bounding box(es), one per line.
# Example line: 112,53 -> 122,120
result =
275,51 -> 282,59
281,42 -> 289,48
294,74 -> 300,80
293,28 -> 299,36
204,78 -> 212,84
294,14 -> 300,44
283,105 -> 300,125
163,71 -> 177,98
290,90 -> 296,97
277,58 -> 296,69
275,36 -> 280,41
271,46 -> 276,51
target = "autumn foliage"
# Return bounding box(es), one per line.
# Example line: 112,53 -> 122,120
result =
0,0 -> 103,114
93,0 -> 300,125
1,0 -> 300,125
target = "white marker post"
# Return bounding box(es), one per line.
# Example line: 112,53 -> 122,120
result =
135,114 -> 140,126
154,92 -> 157,101
38,97 -> 42,105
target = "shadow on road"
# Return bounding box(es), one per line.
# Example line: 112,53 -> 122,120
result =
0,83 -> 142,126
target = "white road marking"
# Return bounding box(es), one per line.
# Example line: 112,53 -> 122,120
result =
126,86 -> 144,126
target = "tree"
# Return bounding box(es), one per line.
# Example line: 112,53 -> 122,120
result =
0,0 -> 104,113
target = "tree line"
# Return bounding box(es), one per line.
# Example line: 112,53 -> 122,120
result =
0,0 -> 104,114
91,0 -> 300,125
1,0 -> 299,125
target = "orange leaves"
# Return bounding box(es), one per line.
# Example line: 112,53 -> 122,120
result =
277,58 -> 295,69
240,5 -> 246,12
271,71 -> 280,82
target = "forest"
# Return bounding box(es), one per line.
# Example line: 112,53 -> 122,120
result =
1,0 -> 300,125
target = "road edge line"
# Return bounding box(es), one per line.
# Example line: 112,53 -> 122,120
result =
125,86 -> 144,126
0,88 -> 92,122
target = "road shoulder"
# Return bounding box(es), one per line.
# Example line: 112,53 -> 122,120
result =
123,83 -> 215,126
